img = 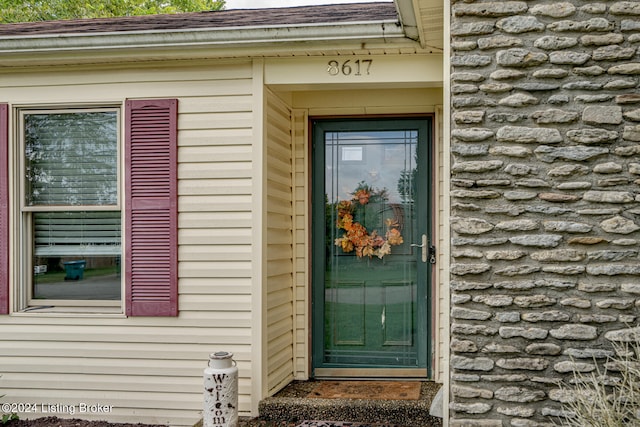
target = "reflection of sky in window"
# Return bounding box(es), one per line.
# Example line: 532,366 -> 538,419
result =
325,130 -> 418,203
25,112 -> 118,206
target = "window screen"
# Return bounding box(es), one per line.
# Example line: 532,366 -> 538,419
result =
23,109 -> 121,302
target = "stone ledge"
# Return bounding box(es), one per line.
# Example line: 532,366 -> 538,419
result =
258,381 -> 442,427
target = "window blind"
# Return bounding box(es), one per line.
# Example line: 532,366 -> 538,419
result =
34,211 -> 121,256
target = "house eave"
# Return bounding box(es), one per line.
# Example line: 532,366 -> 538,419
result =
0,20 -> 414,66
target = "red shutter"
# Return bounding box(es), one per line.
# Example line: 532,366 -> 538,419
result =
0,104 -> 8,314
125,99 -> 178,317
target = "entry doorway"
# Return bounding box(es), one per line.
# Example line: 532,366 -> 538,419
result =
311,117 -> 433,378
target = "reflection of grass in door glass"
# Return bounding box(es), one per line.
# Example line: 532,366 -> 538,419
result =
34,266 -> 119,284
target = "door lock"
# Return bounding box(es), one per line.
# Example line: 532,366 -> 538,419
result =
429,245 -> 437,264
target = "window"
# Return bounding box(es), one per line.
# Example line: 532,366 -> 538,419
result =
1,99 -> 178,316
20,108 -> 122,308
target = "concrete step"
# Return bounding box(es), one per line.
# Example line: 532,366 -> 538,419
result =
258,381 -> 443,427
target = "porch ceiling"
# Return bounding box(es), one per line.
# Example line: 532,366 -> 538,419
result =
415,0 -> 445,52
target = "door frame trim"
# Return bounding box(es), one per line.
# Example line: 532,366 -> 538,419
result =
308,114 -> 435,379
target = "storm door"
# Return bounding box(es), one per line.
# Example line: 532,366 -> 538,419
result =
312,118 -> 432,377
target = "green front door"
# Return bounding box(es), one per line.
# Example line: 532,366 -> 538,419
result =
312,117 -> 432,377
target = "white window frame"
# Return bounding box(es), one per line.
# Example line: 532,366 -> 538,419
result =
16,105 -> 124,313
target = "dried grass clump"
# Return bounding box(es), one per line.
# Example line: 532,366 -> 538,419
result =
558,333 -> 640,427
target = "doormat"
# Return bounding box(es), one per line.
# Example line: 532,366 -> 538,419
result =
296,422 -> 402,427
306,381 -> 421,400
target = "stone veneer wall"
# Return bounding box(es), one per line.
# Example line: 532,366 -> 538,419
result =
449,1 -> 640,426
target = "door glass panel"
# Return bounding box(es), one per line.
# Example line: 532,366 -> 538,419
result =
323,128 -> 419,367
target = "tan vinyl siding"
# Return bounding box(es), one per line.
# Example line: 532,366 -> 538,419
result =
265,90 -> 295,395
292,109 -> 309,379
0,60 -> 256,426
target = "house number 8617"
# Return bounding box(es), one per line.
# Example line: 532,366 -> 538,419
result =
327,59 -> 373,76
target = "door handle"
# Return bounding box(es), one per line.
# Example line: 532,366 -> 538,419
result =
410,234 -> 428,263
